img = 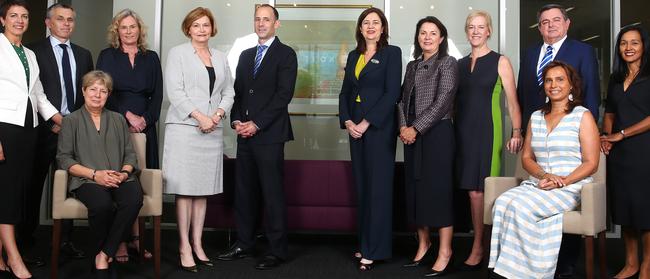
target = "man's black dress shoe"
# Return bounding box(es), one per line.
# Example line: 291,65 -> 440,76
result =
23,255 -> 45,267
216,246 -> 252,261
255,255 -> 283,270
61,241 -> 86,259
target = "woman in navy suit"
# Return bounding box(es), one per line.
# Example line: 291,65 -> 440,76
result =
338,7 -> 402,271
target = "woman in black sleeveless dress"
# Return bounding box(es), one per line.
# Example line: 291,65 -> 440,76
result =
454,11 -> 522,269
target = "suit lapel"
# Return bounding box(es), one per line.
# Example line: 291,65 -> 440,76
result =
359,48 -> 384,78
46,38 -> 64,109
347,51 -> 360,86
553,39 -> 572,62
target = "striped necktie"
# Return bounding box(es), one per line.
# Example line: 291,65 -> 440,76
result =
537,45 -> 553,86
253,45 -> 268,78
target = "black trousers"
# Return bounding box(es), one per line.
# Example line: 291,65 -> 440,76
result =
234,142 -> 288,259
75,181 -> 143,257
18,124 -> 74,248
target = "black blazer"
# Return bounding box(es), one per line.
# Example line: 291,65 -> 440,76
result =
231,37 -> 297,144
27,37 -> 94,112
517,38 -> 600,129
338,45 -> 402,129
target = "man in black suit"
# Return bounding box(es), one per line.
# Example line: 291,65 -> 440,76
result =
216,4 -> 297,270
21,3 -> 93,265
516,4 -> 600,279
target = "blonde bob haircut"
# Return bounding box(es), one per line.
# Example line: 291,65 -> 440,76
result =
182,7 -> 218,38
107,9 -> 148,52
465,10 -> 493,39
82,70 -> 114,95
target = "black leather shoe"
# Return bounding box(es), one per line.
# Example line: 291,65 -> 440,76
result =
216,246 -> 252,261
61,241 -> 86,259
403,260 -> 422,267
424,259 -> 454,277
458,260 -> 483,271
255,255 -> 283,270
193,252 -> 214,267
23,255 -> 46,267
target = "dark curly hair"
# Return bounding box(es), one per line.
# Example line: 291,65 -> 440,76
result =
540,61 -> 583,114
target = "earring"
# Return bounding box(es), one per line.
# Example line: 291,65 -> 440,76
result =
568,94 -> 574,102
545,96 -> 550,103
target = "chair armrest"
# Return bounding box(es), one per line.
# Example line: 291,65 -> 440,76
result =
52,170 -> 69,219
139,168 -> 162,216
578,181 -> 606,236
483,177 -> 522,225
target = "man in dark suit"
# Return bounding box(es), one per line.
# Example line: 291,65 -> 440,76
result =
518,3 -> 600,131
21,3 -> 93,265
216,4 -> 297,270
517,4 -> 600,278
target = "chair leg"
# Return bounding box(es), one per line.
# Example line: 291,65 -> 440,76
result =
154,216 -> 161,279
598,231 -> 607,279
138,217 -> 146,262
584,235 -> 594,279
51,219 -> 62,279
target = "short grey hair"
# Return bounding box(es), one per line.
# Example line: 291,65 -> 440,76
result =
46,3 -> 75,19
536,4 -> 568,23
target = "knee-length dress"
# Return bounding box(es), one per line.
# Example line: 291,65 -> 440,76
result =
455,51 -> 504,190
488,106 -> 592,279
606,77 -> 650,229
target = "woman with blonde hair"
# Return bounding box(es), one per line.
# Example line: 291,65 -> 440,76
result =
96,8 -> 163,263
454,10 -> 522,270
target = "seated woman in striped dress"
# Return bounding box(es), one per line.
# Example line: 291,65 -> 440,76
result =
488,61 -> 600,279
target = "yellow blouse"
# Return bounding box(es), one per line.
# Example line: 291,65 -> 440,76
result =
354,54 -> 366,102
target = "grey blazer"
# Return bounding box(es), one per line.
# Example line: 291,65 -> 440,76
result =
398,54 -> 458,134
164,42 -> 235,127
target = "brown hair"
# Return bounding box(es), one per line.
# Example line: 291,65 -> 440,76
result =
181,7 -> 217,38
354,7 -> 389,53
107,9 -> 148,52
82,70 -> 113,95
540,61 -> 582,114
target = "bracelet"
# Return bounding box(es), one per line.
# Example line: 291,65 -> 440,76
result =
91,169 -> 96,181
512,128 -> 524,133
535,169 -> 547,179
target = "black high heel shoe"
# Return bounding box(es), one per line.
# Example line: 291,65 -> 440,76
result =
459,259 -> 483,271
403,247 -> 431,267
424,257 -> 454,277
192,252 -> 214,267
6,265 -> 33,279
179,257 -> 198,273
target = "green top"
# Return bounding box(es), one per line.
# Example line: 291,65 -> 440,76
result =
11,44 -> 30,86
56,108 -> 139,192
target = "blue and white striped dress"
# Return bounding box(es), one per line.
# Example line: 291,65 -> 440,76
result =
488,106 -> 592,279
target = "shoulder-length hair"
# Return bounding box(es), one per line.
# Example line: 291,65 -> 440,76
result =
540,61 -> 583,114
107,9 -> 148,52
182,7 -> 217,38
412,16 -> 448,60
612,24 -> 650,83
354,7 -> 389,53
465,10 -> 493,39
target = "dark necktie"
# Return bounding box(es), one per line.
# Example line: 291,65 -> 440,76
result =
253,45 -> 268,78
59,44 -> 75,111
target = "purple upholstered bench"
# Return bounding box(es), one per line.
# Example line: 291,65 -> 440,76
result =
205,159 -> 359,232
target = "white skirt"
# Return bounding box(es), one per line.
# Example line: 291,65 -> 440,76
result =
162,124 -> 224,196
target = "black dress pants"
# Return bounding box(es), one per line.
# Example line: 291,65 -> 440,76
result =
234,142 -> 288,259
75,181 -> 143,257
19,125 -> 74,248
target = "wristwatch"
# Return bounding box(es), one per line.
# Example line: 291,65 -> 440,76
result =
620,129 -> 626,138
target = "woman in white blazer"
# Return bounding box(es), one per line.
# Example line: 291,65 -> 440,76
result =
0,1 -> 62,278
162,7 -> 234,272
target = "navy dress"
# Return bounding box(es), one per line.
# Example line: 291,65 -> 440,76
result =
606,76 -> 650,229
455,51 -> 504,190
97,47 -> 163,168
